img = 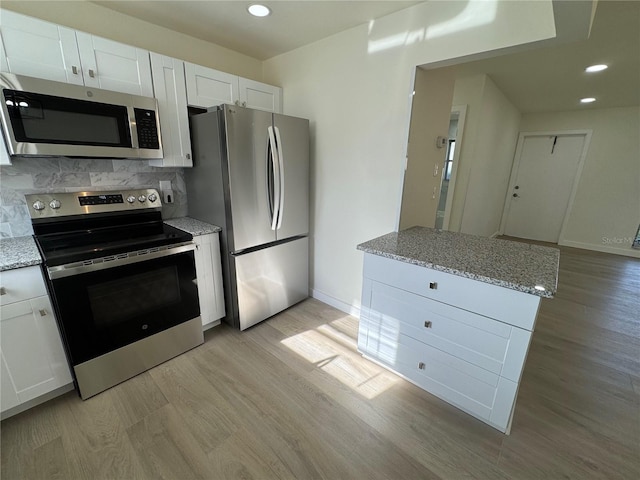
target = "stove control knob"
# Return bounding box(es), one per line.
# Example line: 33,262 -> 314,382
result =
49,199 -> 61,209
33,200 -> 45,211
138,195 -> 147,203
148,193 -> 157,203
127,195 -> 136,203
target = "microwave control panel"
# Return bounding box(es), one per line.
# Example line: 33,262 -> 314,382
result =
134,108 -> 160,150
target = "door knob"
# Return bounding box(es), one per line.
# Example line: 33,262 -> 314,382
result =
513,193 -> 519,197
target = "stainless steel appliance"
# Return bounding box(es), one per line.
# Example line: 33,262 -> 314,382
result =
185,104 -> 309,331
27,189 -> 202,399
0,73 -> 162,159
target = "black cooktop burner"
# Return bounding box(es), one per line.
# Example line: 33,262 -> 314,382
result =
36,221 -> 192,267
28,189 -> 192,267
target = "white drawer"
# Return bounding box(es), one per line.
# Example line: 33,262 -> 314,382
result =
372,332 -> 498,420
363,253 -> 541,331
366,281 -> 532,381
367,332 -> 519,431
0,266 -> 47,307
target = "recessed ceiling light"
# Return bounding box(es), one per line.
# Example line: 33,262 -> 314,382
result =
248,4 -> 271,17
585,64 -> 608,73
580,97 -> 596,104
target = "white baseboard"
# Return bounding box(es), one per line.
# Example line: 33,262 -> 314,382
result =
311,289 -> 361,318
559,239 -> 640,258
490,231 -> 501,238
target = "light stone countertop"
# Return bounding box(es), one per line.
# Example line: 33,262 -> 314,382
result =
357,226 -> 559,298
0,236 -> 42,272
164,217 -> 222,236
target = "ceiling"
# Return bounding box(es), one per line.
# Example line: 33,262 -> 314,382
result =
92,1 -> 638,114
92,1 -> 421,60
438,0 -> 640,113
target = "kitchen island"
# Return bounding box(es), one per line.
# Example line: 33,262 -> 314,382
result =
356,227 -> 559,433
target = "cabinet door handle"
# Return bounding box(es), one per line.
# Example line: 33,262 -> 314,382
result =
89,69 -> 96,78
0,287 -> 6,295
39,309 -> 47,317
424,321 -> 432,328
72,65 -> 79,75
429,282 -> 438,290
186,153 -> 191,160
418,362 -> 426,370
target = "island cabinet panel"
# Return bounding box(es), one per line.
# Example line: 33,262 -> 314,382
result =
363,253 -> 541,331
358,252 -> 541,434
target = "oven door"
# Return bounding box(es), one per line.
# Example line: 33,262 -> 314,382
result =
48,244 -> 200,368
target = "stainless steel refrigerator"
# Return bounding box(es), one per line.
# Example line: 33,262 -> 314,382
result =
185,104 -> 309,330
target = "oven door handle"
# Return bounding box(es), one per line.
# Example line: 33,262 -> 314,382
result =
47,242 -> 196,280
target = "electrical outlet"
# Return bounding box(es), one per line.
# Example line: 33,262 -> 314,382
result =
159,180 -> 174,204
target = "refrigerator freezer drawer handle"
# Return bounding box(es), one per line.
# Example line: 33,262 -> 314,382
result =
274,126 -> 285,230
268,126 -> 280,231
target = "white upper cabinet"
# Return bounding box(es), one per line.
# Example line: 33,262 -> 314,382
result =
149,53 -> 192,167
0,10 -> 153,97
185,62 -> 239,108
1,132 -> 10,166
239,77 -> 282,113
0,10 -> 83,85
185,62 -> 282,113
75,32 -> 153,97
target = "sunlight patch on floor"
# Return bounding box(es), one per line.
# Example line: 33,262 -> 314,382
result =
281,318 -> 399,399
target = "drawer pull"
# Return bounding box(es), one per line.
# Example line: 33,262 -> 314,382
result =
418,362 -> 425,370
0,287 -> 6,295
429,282 -> 438,290
424,321 -> 433,328
39,309 -> 47,317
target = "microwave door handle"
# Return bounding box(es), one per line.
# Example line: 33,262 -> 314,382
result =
128,106 -> 138,149
267,126 -> 280,231
274,126 -> 285,230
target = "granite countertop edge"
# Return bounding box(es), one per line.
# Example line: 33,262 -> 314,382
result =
164,217 -> 222,236
0,236 -> 42,272
357,228 -> 559,299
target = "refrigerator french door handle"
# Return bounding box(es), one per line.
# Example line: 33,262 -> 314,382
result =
274,126 -> 285,230
267,126 -> 280,231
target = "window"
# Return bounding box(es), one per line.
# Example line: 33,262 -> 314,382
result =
444,139 -> 455,180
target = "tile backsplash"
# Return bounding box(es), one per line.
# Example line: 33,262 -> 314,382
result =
0,157 -> 188,238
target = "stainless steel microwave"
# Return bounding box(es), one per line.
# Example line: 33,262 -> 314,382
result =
0,73 -> 163,159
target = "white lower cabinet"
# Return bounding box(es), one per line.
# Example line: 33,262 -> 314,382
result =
0,266 -> 73,418
358,254 -> 540,433
193,233 -> 226,329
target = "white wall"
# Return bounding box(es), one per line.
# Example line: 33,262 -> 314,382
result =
455,75 -> 522,237
520,106 -> 640,258
262,0 -> 558,312
1,1 -> 263,81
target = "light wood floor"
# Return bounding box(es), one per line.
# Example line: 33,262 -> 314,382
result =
2,245 -> 639,479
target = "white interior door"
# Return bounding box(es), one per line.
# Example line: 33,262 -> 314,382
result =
503,133 -> 587,243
